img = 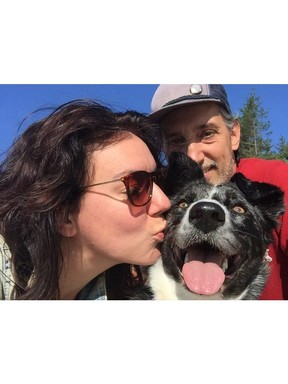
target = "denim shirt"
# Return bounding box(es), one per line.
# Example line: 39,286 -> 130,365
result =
0,235 -> 107,300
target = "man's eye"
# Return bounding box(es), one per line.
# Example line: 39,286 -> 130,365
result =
201,130 -> 216,141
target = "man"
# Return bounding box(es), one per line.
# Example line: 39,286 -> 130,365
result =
150,84 -> 288,299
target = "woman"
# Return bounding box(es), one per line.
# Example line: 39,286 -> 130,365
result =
0,100 -> 171,299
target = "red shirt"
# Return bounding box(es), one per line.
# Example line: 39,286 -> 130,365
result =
237,158 -> 288,300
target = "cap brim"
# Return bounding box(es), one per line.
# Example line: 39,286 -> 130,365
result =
149,97 -> 224,122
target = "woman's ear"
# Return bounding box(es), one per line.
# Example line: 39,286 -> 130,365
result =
231,119 -> 241,151
57,210 -> 77,237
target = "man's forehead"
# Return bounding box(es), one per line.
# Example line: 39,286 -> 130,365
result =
161,102 -> 221,132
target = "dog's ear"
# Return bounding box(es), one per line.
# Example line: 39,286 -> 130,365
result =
164,152 -> 204,196
231,172 -> 285,227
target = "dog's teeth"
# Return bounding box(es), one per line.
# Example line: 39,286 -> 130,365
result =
222,258 -> 228,272
184,253 -> 189,263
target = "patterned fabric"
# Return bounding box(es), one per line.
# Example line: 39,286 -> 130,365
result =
0,235 -> 15,299
76,273 -> 107,300
0,235 -> 107,300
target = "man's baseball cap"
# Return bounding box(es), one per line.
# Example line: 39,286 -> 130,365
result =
150,84 -> 232,121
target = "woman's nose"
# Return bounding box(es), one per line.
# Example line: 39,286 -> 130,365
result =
150,183 -> 171,214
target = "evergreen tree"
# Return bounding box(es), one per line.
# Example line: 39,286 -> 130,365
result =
238,90 -> 272,158
276,136 -> 288,161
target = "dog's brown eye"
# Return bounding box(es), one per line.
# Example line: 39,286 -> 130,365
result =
232,206 -> 245,214
178,200 -> 188,208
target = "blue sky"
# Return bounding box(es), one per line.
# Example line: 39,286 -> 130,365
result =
1,84 -> 288,155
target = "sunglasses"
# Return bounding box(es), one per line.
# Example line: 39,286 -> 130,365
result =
82,170 -> 165,207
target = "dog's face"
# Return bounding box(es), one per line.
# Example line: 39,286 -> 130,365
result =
161,152 -> 285,299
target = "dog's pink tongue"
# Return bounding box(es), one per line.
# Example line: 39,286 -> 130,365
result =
182,261 -> 225,295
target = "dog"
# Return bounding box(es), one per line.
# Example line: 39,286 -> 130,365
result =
134,152 -> 285,300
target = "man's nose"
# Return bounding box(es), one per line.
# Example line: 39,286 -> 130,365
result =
187,142 -> 205,164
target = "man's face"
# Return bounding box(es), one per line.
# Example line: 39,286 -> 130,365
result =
161,102 -> 240,185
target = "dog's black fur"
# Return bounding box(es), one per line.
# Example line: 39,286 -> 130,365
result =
134,152 -> 285,300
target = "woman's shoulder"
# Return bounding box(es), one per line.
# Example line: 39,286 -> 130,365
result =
76,273 -> 107,300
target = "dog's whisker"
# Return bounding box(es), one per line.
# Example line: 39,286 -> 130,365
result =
233,229 -> 259,239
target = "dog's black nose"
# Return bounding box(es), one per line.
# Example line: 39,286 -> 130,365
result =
189,201 -> 225,233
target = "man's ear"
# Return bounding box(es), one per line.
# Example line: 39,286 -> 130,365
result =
231,119 -> 241,151
57,210 -> 77,237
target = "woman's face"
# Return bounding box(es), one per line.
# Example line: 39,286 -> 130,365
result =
66,133 -> 171,275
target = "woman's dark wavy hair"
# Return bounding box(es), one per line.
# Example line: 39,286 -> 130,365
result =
0,99 -> 163,299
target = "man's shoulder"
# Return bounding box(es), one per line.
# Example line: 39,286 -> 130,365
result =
237,158 -> 288,185
238,157 -> 288,168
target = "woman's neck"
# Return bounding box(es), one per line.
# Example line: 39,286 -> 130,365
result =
59,239 -> 113,300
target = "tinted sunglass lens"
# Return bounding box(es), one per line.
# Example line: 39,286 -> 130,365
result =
128,171 -> 152,206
